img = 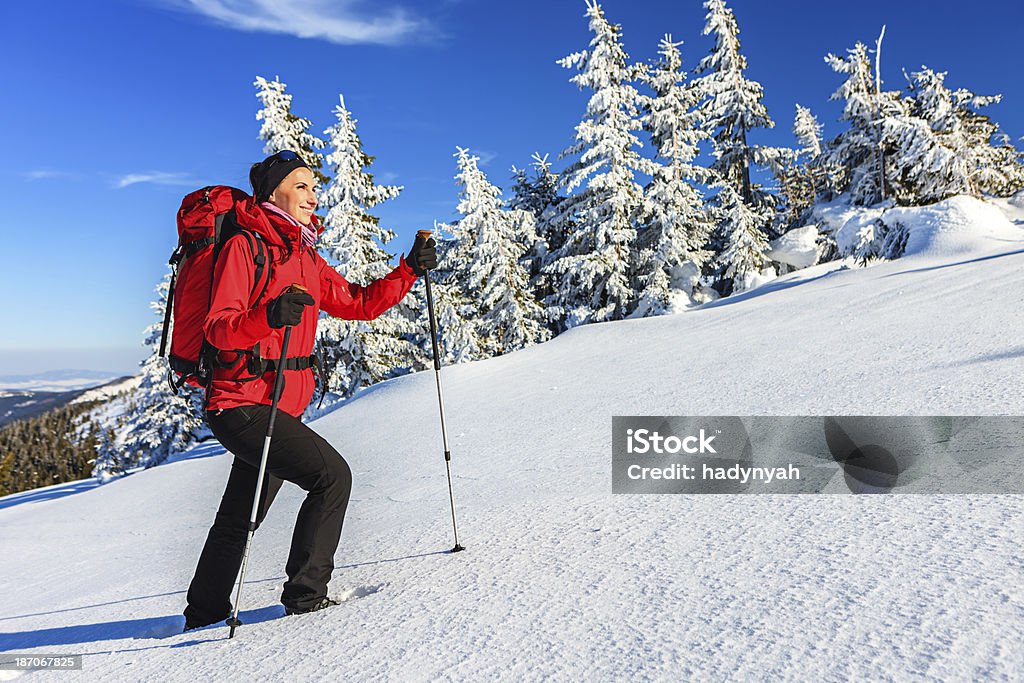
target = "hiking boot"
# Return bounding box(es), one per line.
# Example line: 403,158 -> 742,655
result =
183,616 -> 233,633
284,596 -> 340,616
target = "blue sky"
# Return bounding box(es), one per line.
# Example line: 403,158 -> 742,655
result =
0,0 -> 1021,375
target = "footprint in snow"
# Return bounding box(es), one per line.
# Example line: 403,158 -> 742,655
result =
336,583 -> 385,602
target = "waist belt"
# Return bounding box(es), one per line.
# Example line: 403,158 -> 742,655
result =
205,343 -> 322,389
248,352 -> 321,377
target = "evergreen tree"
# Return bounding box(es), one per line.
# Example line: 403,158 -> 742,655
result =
900,67 -> 1024,202
692,0 -> 774,205
315,95 -> 424,401
822,39 -> 908,205
546,0 -> 655,328
713,183 -> 771,292
509,153 -> 563,316
633,35 -> 715,316
510,153 -> 564,254
93,273 -> 206,478
769,105 -> 831,231
510,154 -> 561,232
449,148 -> 549,354
0,402 -> 101,496
254,75 -> 328,185
826,37 -> 1024,207
794,104 -> 824,159
420,226 -> 486,365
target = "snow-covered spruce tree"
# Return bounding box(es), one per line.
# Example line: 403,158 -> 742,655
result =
510,153 -> 563,253
93,273 -> 206,479
822,39 -> 912,205
509,153 -> 563,317
315,95 -> 424,402
713,183 -> 771,292
254,75 -> 328,185
691,0 -> 774,206
632,35 -> 715,316
900,67 -> 1024,202
823,43 -> 879,204
444,148 -> 549,356
420,225 -> 486,365
546,0 -> 655,328
794,104 -> 824,159
770,105 -> 830,231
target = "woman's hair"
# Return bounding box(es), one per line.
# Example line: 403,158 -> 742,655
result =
249,151 -> 309,202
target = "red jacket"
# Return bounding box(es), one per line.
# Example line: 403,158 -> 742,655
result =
203,198 -> 418,417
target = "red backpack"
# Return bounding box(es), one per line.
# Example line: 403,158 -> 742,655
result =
159,186 -> 273,390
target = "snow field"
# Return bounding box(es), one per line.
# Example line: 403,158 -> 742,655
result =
0,197 -> 1022,680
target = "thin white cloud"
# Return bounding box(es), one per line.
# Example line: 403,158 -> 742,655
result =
476,150 -> 498,167
25,170 -> 72,181
165,0 -> 431,45
115,172 -> 199,189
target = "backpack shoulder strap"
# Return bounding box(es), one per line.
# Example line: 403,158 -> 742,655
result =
234,229 -> 273,307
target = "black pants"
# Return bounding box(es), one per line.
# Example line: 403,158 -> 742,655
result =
183,405 -> 352,625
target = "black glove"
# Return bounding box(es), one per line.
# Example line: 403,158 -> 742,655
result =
407,234 -> 437,277
267,290 -> 315,328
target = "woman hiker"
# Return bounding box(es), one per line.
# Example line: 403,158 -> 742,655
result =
183,150 -> 436,631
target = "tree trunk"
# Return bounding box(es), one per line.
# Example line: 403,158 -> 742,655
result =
875,25 -> 888,204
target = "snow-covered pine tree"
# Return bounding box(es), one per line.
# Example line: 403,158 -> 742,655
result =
545,0 -> 655,329
794,104 -> 824,159
824,42 -> 879,205
446,148 -> 550,355
420,224 -> 486,365
93,273 -> 206,479
770,105 -> 829,230
822,39 -> 910,205
691,0 -> 774,206
713,183 -> 771,292
254,75 -> 328,185
900,67 -> 1024,202
633,35 -> 715,316
315,95 -> 424,402
509,153 -> 562,314
510,153 -> 564,254
690,0 -> 778,295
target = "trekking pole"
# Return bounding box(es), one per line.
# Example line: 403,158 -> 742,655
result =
417,229 -> 465,553
227,286 -> 303,638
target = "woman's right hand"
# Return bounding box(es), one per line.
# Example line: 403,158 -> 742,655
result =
407,234 -> 437,277
267,289 -> 315,328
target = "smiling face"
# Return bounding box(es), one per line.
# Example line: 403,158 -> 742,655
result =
268,167 -> 318,225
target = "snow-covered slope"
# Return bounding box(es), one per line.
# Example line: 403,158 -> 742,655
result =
69,376 -> 140,406
0,199 -> 1022,680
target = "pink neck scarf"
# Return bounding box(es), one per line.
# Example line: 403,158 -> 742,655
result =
260,201 -> 317,251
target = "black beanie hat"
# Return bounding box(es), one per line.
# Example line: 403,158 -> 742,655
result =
249,151 -> 310,202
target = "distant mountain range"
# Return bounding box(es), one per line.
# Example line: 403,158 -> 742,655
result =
0,369 -> 126,393
0,372 -> 137,427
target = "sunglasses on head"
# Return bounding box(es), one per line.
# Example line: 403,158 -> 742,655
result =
265,150 -> 299,167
